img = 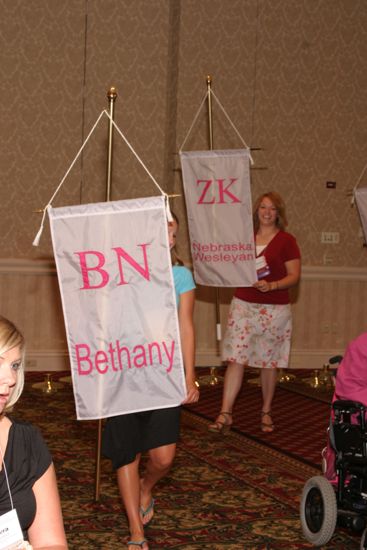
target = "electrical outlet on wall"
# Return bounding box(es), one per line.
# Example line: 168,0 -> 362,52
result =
323,253 -> 333,265
321,232 -> 340,244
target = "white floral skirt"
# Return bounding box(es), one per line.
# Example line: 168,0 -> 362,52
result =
221,297 -> 292,369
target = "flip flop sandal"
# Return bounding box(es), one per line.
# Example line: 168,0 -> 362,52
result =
140,498 -> 155,525
127,540 -> 147,548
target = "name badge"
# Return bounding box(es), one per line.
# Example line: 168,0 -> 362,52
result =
0,509 -> 24,549
256,256 -> 270,280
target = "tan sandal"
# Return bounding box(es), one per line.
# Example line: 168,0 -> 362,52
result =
208,411 -> 232,434
261,410 -> 274,433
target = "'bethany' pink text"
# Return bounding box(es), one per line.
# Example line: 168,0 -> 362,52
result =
75,339 -> 175,376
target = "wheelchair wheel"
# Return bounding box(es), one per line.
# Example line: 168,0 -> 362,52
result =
300,475 -> 337,546
361,527 -> 367,550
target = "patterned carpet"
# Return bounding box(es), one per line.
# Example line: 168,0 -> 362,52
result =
190,368 -> 335,468
11,371 -> 359,549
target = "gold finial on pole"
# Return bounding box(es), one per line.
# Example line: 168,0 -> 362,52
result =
105,86 -> 117,202
107,86 -> 118,100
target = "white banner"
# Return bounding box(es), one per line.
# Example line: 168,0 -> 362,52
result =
355,188 -> 367,242
180,149 -> 256,287
48,196 -> 186,420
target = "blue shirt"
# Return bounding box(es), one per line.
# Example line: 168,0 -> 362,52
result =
173,265 -> 195,305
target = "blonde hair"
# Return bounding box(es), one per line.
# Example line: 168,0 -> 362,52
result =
169,211 -> 184,266
0,316 -> 25,411
253,191 -> 288,232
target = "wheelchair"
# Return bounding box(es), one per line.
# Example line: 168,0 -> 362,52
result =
300,400 -> 367,548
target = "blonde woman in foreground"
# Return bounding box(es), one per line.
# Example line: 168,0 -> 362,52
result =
0,315 -> 68,549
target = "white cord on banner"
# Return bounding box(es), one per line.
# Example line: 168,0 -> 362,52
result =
33,110 -> 106,246
178,89 -> 254,165
33,110 -> 171,246
351,161 -> 367,206
178,91 -> 208,153
210,90 -> 254,165
103,111 -> 173,221
165,195 -> 173,222
104,111 -> 166,196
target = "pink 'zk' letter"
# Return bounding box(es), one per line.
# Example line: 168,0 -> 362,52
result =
197,179 -> 215,204
217,178 -> 241,204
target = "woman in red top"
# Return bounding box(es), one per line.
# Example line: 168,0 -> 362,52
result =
209,192 -> 301,434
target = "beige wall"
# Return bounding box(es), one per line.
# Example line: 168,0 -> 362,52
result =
0,0 -> 366,370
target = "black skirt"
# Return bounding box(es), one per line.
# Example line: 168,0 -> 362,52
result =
102,406 -> 181,469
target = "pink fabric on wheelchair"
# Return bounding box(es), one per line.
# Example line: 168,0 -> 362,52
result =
324,332 -> 367,482
335,332 -> 367,404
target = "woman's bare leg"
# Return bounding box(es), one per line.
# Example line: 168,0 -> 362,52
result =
140,443 -> 176,524
260,368 -> 277,411
260,368 -> 278,431
116,455 -> 148,548
221,361 -> 246,412
209,361 -> 245,429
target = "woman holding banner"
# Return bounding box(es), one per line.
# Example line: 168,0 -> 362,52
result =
102,213 -> 199,550
0,316 -> 67,549
209,192 -> 301,435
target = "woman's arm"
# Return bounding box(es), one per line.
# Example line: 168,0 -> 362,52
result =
178,289 -> 199,404
27,463 -> 68,550
254,258 -> 301,293
276,258 -> 301,289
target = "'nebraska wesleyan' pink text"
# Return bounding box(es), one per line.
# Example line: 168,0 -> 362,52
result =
192,241 -> 254,263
